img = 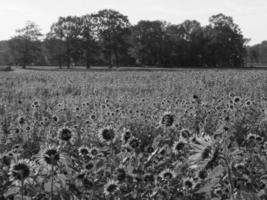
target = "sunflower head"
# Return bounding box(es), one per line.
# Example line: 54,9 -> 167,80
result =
183,177 -> 196,190
104,180 -> 119,196
144,173 -> 155,183
159,169 -> 176,181
57,127 -> 75,143
75,172 -> 94,189
1,153 -> 12,166
233,96 -> 241,104
172,139 -> 187,154
189,135 -> 219,170
121,128 -> 132,144
99,126 -> 116,143
180,128 -> 193,140
9,159 -> 33,182
160,112 -> 175,127
116,168 -> 126,182
90,147 -> 99,157
128,137 -> 140,149
39,146 -> 63,166
78,146 -> 90,157
85,161 -> 94,171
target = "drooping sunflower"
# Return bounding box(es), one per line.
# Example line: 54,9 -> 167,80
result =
57,126 -> 76,144
9,159 -> 34,183
160,112 -> 175,127
98,126 -> 116,143
121,128 -> 132,144
103,180 -> 119,196
189,135 -> 220,170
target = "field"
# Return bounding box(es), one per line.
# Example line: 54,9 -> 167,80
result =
0,69 -> 267,200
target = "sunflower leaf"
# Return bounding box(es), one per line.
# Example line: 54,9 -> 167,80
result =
196,177 -> 220,194
207,165 -> 225,179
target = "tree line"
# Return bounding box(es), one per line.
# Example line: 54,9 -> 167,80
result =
247,41 -> 267,64
0,9 -> 249,68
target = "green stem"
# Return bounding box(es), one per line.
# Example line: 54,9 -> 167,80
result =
222,156 -> 235,200
51,164 -> 54,200
21,179 -> 24,200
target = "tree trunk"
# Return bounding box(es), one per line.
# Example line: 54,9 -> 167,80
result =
86,50 -> 90,69
108,49 -> 112,69
114,49 -> 119,67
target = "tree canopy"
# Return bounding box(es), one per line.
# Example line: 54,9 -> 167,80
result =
0,10 -> 250,68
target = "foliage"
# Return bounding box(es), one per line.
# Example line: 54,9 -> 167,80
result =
0,11 -> 248,68
8,21 -> 43,68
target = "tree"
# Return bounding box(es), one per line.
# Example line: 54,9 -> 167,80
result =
80,14 -> 99,68
43,34 -> 66,67
131,20 -> 169,66
49,16 -> 83,68
9,21 -> 42,68
203,14 -> 247,67
94,9 -> 131,67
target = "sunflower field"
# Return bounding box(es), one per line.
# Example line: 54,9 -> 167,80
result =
0,70 -> 267,200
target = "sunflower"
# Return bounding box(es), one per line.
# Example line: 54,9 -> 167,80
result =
246,133 -> 257,141
259,117 -> 267,133
12,144 -> 23,155
103,180 -> 119,196
159,169 -> 176,180
1,153 -> 12,166
160,112 -> 175,127
9,159 -> 34,182
38,146 -> 66,167
98,126 -> 116,143
57,127 -> 76,144
75,171 -> 94,189
180,128 -> 193,140
143,173 -> 155,183
213,187 -> 223,197
128,137 -> 140,149
90,147 -> 99,157
172,138 -> 187,154
84,161 -> 94,171
78,146 -> 90,157
18,116 -> 26,125
116,168 -> 126,182
183,177 -> 196,190
233,96 -> 241,104
52,115 -> 59,122
121,128 -> 132,144
189,135 -> 220,170
198,169 -> 208,180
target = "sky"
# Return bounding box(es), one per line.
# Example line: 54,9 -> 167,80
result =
0,0 -> 267,45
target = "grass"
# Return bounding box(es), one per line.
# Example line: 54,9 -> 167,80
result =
0,69 -> 267,200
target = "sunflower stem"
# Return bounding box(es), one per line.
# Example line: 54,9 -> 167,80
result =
21,179 -> 24,200
51,164 -> 54,200
221,156 -> 235,200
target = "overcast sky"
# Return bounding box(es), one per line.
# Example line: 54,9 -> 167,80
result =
0,0 -> 267,45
